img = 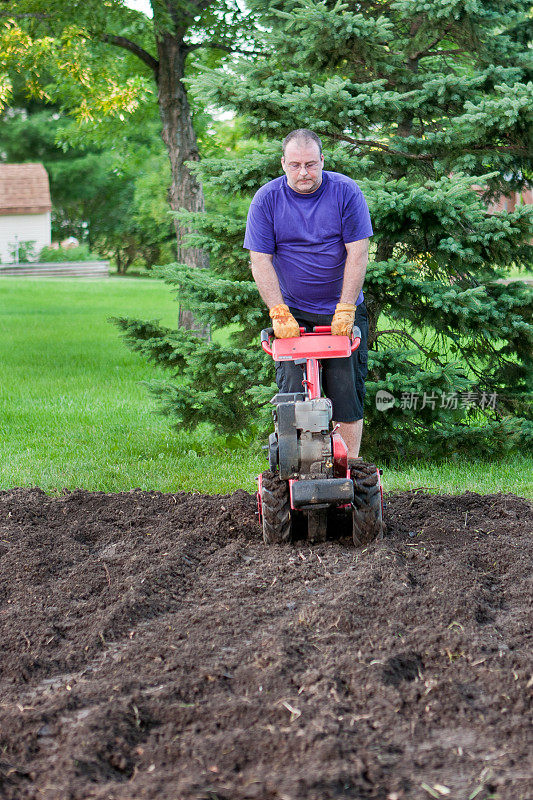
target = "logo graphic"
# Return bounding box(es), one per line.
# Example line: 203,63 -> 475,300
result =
375,389 -> 396,411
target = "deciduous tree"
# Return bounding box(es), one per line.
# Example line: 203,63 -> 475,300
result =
0,82 -> 176,270
0,0 -> 252,321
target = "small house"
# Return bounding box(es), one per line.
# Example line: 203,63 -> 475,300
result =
0,163 -> 52,263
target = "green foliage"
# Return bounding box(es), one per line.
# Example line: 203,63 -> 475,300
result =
113,311 -> 276,435
0,0 -> 257,278
0,2 -> 154,120
7,240 -> 37,263
0,87 -> 175,271
117,0 -> 532,461
38,244 -> 100,261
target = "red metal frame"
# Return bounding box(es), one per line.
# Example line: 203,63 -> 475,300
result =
331,431 -> 349,478
261,327 -> 360,401
304,358 -> 321,400
289,478 -> 296,510
262,331 -> 359,361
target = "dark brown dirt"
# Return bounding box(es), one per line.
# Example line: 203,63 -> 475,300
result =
0,487 -> 531,800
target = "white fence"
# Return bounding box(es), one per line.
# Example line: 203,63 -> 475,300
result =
0,261 -> 109,278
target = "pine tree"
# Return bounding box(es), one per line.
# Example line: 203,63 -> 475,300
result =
115,0 -> 533,461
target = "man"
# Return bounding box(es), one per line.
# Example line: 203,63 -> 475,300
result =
244,129 -> 372,461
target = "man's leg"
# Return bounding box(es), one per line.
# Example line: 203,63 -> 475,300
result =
275,360 -> 305,393
324,302 -> 368,459
336,419 -> 363,459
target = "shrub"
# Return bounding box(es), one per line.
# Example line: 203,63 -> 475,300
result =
8,240 -> 37,263
39,244 -> 101,262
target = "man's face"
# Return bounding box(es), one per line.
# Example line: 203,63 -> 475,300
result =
281,140 -> 324,194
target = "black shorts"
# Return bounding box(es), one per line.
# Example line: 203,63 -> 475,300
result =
274,302 -> 369,422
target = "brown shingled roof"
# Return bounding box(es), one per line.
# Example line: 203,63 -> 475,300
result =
0,163 -> 52,215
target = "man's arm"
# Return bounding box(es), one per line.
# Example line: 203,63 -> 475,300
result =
339,238 -> 370,304
249,251 -> 300,338
249,251 -> 284,308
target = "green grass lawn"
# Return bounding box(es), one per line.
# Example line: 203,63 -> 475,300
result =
0,277 -> 264,495
1,277 -> 531,498
505,265 -> 533,281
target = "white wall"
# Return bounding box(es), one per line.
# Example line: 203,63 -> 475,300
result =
0,212 -> 51,263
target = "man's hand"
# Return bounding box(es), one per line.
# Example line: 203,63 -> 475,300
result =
331,302 -> 356,336
269,304 -> 300,338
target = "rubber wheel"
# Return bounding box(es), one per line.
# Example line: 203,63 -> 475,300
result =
260,469 -> 292,544
351,462 -> 384,547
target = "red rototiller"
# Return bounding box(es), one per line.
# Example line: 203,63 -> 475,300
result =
257,325 -> 383,546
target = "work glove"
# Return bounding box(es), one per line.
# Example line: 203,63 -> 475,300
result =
331,302 -> 356,336
269,303 -> 300,338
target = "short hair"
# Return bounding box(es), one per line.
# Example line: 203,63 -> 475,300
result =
282,129 -> 322,157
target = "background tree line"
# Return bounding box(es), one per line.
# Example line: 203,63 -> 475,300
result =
0,77 -> 176,271
0,0 -> 252,274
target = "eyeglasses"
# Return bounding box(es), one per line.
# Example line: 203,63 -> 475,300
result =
286,161 -> 321,172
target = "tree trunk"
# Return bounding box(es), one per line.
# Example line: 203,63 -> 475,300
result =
154,24 -> 210,338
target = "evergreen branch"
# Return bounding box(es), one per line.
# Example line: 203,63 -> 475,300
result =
436,320 -> 528,391
328,132 -> 433,160
471,143 -> 529,154
376,329 -> 445,367
408,16 -> 424,39
483,338 -> 521,371
329,132 -> 529,161
100,34 -> 159,74
446,340 -> 490,384
410,22 -> 454,60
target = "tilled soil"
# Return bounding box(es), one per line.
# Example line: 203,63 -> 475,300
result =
0,487 -> 531,800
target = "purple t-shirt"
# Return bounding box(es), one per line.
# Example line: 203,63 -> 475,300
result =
244,171 -> 373,315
